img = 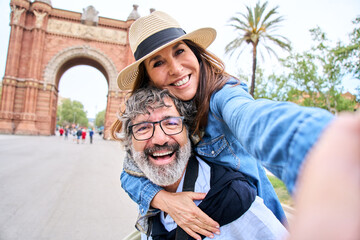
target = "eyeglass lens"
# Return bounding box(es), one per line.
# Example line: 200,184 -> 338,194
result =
132,117 -> 183,140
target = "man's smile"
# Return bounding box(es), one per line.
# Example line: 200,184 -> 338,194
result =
145,144 -> 179,166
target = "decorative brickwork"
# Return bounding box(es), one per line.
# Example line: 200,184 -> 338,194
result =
0,0 -> 137,139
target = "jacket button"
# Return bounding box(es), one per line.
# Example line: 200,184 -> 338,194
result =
211,150 -> 215,155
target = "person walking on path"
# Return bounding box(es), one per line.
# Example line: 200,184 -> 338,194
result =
76,128 -> 82,144
72,128 -> 77,142
59,127 -> 64,137
89,129 -> 94,144
81,129 -> 86,144
64,128 -> 69,140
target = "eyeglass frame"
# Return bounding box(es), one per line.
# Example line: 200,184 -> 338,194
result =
129,116 -> 185,141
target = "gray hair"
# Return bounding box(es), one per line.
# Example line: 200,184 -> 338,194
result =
118,87 -> 196,150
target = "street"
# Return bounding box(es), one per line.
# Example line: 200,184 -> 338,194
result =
0,133 -> 138,240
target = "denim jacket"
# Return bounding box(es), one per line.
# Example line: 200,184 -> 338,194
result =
120,78 -> 334,221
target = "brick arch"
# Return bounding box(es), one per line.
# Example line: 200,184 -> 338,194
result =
0,0 -> 136,138
43,45 -> 118,91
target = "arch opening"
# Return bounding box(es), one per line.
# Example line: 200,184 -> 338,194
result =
58,65 -> 108,121
56,57 -> 109,89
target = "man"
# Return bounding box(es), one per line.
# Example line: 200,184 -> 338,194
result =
89,128 -> 94,144
118,87 -> 288,240
76,128 -> 82,144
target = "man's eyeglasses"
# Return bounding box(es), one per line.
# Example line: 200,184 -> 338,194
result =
129,117 -> 185,141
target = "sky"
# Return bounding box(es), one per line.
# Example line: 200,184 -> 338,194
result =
0,0 -> 359,118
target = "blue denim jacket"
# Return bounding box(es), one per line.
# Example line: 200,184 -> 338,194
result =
120,78 -> 334,221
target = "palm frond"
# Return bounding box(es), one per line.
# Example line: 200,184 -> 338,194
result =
262,6 -> 279,24
225,38 -> 247,54
246,6 -> 255,29
263,16 -> 285,31
228,17 -> 250,29
263,44 -> 279,59
255,1 -> 268,29
265,34 -> 291,51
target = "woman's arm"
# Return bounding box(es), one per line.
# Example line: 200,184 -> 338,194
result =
120,169 -> 162,214
211,81 -> 334,193
151,190 -> 220,240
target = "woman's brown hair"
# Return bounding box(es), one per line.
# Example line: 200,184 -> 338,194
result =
183,40 -> 232,136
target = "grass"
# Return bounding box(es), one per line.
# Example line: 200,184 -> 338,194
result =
267,175 -> 294,207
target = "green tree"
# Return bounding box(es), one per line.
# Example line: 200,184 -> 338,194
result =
57,99 -> 88,127
333,17 -> 360,79
356,86 -> 360,102
95,109 -> 105,128
225,1 -> 291,96
274,27 -> 356,113
253,67 -> 290,101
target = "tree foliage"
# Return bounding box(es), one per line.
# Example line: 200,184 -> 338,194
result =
95,109 -> 105,128
253,27 -> 357,113
254,68 -> 291,101
333,17 -> 360,79
356,86 -> 360,102
226,1 -> 291,96
57,99 -> 88,127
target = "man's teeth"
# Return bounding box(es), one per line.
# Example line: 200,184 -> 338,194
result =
174,76 -> 189,86
152,151 -> 172,157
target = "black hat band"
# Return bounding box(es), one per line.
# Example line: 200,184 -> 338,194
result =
134,28 -> 186,61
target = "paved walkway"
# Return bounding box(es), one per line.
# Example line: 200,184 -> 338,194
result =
0,134 -> 138,240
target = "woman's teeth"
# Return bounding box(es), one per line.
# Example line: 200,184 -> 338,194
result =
174,76 -> 189,86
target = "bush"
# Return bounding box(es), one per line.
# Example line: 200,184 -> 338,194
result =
267,175 -> 294,206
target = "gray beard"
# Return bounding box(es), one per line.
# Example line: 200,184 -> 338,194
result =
131,140 -> 191,187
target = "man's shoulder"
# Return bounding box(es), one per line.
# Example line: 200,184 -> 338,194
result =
195,156 -> 253,188
196,156 -> 242,175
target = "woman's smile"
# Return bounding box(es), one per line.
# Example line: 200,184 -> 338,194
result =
173,75 -> 190,87
144,41 -> 200,101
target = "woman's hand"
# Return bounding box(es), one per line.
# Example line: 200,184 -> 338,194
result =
151,190 -> 220,240
289,113 -> 360,240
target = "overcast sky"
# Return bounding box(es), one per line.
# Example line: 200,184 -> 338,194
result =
0,0 -> 359,118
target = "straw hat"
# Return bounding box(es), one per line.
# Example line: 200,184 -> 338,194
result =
117,11 -> 217,90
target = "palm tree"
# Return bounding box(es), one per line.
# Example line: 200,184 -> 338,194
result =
225,1 -> 291,96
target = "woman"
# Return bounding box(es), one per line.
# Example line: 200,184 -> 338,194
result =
112,11 -> 334,239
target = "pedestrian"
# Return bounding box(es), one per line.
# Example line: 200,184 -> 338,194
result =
76,128 -> 82,144
64,128 -> 69,140
72,128 -> 77,142
89,128 -> 94,144
81,129 -> 86,144
59,127 -> 64,136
